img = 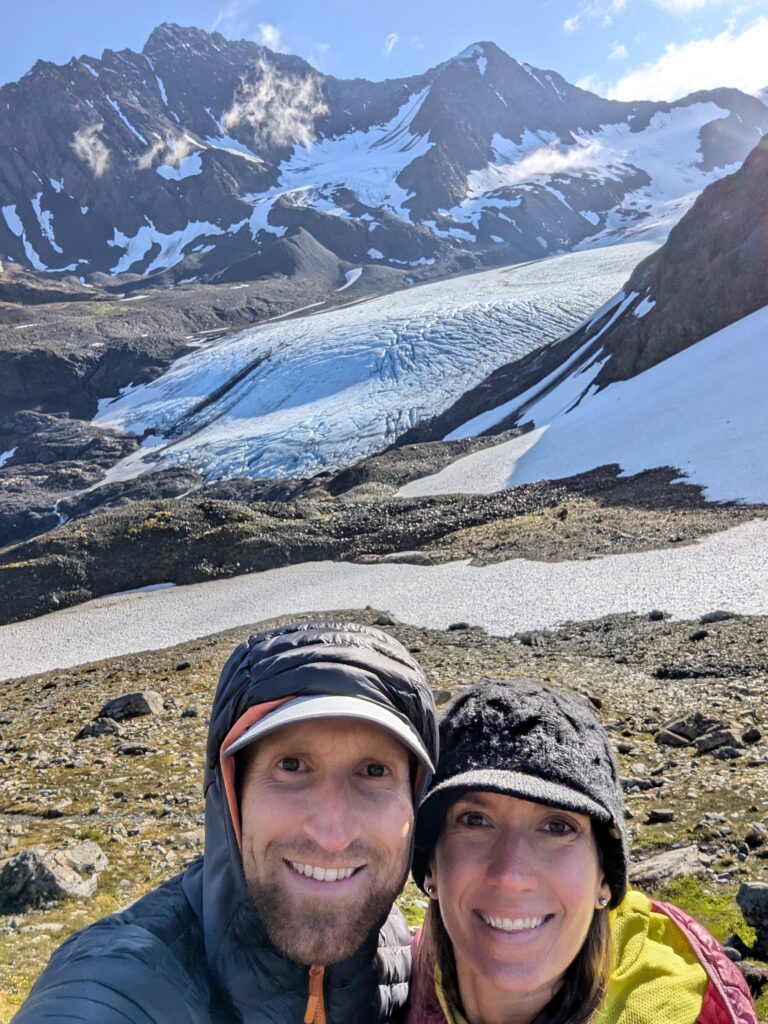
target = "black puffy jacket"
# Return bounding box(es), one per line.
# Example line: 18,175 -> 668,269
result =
14,622 -> 439,1023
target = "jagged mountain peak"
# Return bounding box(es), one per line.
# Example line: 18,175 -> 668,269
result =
143,22 -> 217,52
1,22 -> 767,290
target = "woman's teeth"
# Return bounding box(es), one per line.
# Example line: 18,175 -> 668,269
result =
481,913 -> 547,932
289,861 -> 357,881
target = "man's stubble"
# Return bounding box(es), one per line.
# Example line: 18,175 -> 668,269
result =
244,838 -> 411,965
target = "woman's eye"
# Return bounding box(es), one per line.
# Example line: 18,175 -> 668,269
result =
458,811 -> 488,828
363,762 -> 388,778
278,756 -> 302,772
544,818 -> 576,836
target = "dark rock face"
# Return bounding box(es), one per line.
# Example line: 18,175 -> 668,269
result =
593,133 -> 768,387
0,413 -> 141,547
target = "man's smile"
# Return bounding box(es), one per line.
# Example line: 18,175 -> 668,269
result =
286,859 -> 364,882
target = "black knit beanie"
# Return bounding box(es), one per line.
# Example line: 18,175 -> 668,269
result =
412,679 -> 628,906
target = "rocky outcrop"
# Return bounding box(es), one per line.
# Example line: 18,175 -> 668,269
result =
0,841 -> 108,912
594,132 -> 768,387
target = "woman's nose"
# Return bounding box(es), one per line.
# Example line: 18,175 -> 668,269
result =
485,830 -> 539,891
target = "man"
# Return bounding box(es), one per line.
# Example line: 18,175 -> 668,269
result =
14,621 -> 439,1023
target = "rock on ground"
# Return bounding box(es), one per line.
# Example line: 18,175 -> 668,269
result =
0,840 -> 108,912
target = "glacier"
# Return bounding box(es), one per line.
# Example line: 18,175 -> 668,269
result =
94,241 -> 654,483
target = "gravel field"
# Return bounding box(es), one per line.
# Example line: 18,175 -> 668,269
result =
3,517 -> 767,682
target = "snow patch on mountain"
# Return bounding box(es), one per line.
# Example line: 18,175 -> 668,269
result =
336,268 -> 362,291
108,219 -> 226,274
399,303 -> 768,503
30,195 -> 63,253
240,87 -> 434,236
156,151 -> 203,180
93,241 -> 653,482
106,96 -> 148,144
2,203 -> 47,270
444,102 -> 739,246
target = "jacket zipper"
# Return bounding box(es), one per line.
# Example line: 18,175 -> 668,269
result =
304,964 -> 327,1024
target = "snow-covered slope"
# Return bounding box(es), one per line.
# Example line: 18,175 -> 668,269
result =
94,242 -> 653,481
399,303 -> 768,503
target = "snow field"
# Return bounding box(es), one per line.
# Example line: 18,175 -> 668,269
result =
1,518 -> 766,681
400,304 -> 768,503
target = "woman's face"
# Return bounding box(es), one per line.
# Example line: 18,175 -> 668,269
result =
425,791 -> 610,1012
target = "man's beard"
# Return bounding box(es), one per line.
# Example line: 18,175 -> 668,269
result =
244,839 -> 410,965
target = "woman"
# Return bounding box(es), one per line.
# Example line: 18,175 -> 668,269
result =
407,680 -> 756,1024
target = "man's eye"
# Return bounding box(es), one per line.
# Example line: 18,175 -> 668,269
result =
278,756 -> 301,772
363,763 -> 388,778
458,811 -> 488,828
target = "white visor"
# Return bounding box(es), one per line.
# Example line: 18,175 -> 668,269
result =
223,694 -> 435,772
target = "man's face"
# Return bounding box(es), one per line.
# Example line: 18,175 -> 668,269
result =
239,717 -> 414,965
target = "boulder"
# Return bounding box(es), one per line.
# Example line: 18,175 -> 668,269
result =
75,717 -> 121,740
694,728 -> 742,754
737,882 -> 768,951
646,808 -> 676,824
658,711 -> 722,743
629,845 -> 707,890
0,840 -> 108,911
100,691 -> 163,721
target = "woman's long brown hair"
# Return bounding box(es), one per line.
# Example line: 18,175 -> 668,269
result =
414,889 -> 612,1024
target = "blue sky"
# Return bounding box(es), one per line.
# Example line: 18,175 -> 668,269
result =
3,0 -> 767,98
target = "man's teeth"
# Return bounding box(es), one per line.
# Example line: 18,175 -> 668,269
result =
289,861 -> 357,882
481,914 -> 547,932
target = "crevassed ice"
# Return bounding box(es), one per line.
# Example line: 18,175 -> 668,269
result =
94,242 -> 655,483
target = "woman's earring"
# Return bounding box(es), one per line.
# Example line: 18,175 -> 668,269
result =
425,884 -> 436,898
597,896 -> 609,908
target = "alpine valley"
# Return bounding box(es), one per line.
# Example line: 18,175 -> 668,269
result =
0,22 -> 767,623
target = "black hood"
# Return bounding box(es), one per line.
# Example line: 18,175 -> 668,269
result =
191,620 -> 438,1020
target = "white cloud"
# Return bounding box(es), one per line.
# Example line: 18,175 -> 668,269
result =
609,42 -> 628,59
576,73 -> 605,92
563,0 -> 627,33
651,0 -> 723,11
383,33 -> 400,57
497,140 -> 607,185
304,41 -> 331,70
136,138 -> 166,170
256,23 -> 286,51
71,123 -> 111,177
136,135 -> 198,171
608,16 -> 768,100
211,0 -> 259,37
223,58 -> 329,149
409,34 -> 425,50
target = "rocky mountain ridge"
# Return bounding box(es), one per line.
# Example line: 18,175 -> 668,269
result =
1,24 -> 766,289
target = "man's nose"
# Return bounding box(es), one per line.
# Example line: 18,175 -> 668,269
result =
486,830 -> 539,891
301,775 -> 362,852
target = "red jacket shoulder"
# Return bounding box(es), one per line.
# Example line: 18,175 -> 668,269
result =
651,899 -> 757,1024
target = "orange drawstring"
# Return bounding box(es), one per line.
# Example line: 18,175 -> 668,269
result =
304,964 -> 326,1024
